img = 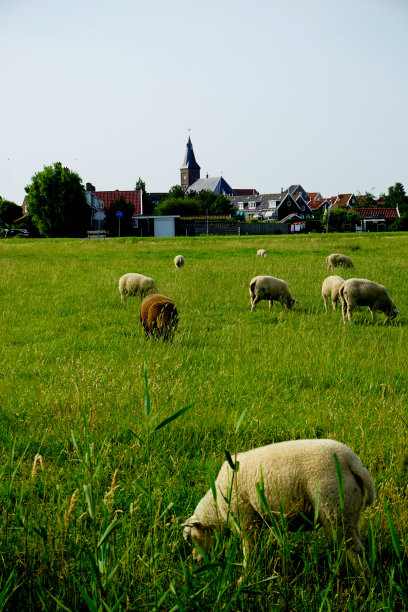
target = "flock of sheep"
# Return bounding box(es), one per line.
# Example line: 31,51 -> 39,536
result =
253,249 -> 399,324
118,247 -> 399,579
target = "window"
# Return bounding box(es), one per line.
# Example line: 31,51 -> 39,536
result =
268,200 -> 277,209
238,202 -> 244,210
249,202 -> 257,209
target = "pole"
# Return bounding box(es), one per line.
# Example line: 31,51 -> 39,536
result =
326,204 -> 330,233
118,216 -> 121,238
206,208 -> 208,237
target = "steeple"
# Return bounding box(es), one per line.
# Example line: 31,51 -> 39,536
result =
180,136 -> 201,191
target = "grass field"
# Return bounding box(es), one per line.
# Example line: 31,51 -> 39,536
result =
1,233 -> 407,610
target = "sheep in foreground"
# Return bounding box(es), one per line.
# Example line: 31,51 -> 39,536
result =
119,273 -> 158,302
256,249 -> 267,258
249,275 -> 298,312
183,439 -> 375,576
326,253 -> 354,270
140,293 -> 178,339
339,278 -> 399,324
174,255 -> 185,268
322,275 -> 344,312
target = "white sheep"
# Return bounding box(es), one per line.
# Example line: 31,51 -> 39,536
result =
339,278 -> 399,324
174,255 -> 185,268
183,439 -> 375,576
326,253 -> 354,270
256,249 -> 267,258
249,275 -> 298,312
118,273 -> 158,302
322,275 -> 344,312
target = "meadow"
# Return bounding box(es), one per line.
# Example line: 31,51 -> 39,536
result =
0,233 -> 407,610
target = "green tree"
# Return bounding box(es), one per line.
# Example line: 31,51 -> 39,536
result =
25,162 -> 89,237
362,191 -> 376,207
323,208 -> 361,232
135,177 -> 155,215
384,182 -> 408,214
0,199 -> 23,229
156,189 -> 235,217
156,197 -> 200,217
168,185 -> 184,199
105,196 -> 135,236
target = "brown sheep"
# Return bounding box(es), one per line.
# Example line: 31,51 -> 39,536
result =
140,294 -> 178,339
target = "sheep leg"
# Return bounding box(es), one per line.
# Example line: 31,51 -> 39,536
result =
269,300 -> 273,310
341,301 -> 348,324
323,296 -> 328,312
251,296 -> 260,312
369,308 -> 376,323
332,298 -> 338,311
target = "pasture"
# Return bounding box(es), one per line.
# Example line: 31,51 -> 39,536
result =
0,233 -> 407,610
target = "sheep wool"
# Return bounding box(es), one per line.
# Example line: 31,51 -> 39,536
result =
174,255 -> 185,268
249,275 -> 298,312
183,439 -> 375,575
326,253 -> 354,270
119,273 -> 158,301
321,275 -> 344,312
140,294 -> 178,339
256,249 -> 267,258
339,278 -> 399,324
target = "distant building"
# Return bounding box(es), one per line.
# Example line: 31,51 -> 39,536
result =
180,136 -> 201,191
229,192 -> 313,222
86,184 -> 143,215
186,175 -> 236,196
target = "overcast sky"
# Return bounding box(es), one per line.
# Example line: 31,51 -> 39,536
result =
1,0 -> 407,204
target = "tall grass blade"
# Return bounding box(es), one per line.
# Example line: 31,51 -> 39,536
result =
384,499 -> 402,562
143,365 -> 150,418
333,453 -> 344,513
84,484 -> 95,519
235,407 -> 247,434
154,403 -> 195,431
98,517 -> 120,548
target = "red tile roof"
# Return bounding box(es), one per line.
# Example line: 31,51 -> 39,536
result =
308,197 -> 328,211
234,189 -> 259,195
308,192 -> 320,200
331,193 -> 353,208
93,190 -> 142,214
354,208 -> 399,220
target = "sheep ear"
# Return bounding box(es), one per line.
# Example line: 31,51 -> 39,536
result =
181,516 -> 201,528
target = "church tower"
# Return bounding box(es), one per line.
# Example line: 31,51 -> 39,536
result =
180,136 -> 201,191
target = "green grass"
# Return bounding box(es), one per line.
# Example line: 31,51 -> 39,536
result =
0,233 -> 407,610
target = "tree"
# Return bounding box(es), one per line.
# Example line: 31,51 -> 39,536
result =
0,199 -> 23,229
135,177 -> 155,215
323,208 -> 361,232
25,162 -> 89,237
384,182 -> 408,214
156,189 -> 235,217
361,191 -> 376,207
168,185 -> 185,199
105,196 -> 135,236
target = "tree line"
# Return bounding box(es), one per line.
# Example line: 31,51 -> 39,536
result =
1,162 -> 407,237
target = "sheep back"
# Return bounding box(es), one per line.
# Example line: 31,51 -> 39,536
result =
339,278 -> 399,323
140,294 -> 178,339
119,273 -> 158,301
250,275 -> 297,310
326,253 -> 354,270
256,249 -> 267,258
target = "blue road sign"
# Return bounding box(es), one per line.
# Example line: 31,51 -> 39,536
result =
116,211 -> 123,218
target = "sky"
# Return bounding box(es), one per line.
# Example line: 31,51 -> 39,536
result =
1,0 -> 408,205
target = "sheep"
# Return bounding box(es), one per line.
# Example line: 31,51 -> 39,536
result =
339,278 -> 399,324
183,439 -> 375,577
249,275 -> 298,312
256,249 -> 267,258
119,273 -> 158,302
174,255 -> 185,268
326,253 -> 354,270
322,275 -> 344,312
140,293 -> 178,339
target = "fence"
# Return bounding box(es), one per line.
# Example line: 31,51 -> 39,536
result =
177,221 -> 289,237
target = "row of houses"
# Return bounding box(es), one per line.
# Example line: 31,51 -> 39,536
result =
83,137 -> 400,235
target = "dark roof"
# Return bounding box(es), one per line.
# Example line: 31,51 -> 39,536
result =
93,190 -> 142,214
279,212 -> 304,223
354,208 -> 399,220
181,136 -> 201,170
187,176 -> 236,196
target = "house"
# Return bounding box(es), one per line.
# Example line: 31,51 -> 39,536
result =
234,188 -> 259,196
329,193 -> 357,209
186,176 -> 236,196
89,187 -> 143,215
354,208 -> 399,232
229,192 -> 313,222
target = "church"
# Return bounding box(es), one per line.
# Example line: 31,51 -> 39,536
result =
180,136 -> 236,196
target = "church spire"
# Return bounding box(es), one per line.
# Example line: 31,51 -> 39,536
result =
180,136 -> 201,191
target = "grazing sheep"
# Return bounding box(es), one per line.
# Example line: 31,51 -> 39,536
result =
256,249 -> 268,258
339,278 -> 399,324
140,293 -> 178,339
326,253 -> 354,270
322,275 -> 344,312
119,273 -> 158,302
183,439 -> 375,576
174,255 -> 185,268
249,275 -> 298,312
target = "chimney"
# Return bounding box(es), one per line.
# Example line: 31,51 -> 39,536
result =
86,182 -> 95,192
